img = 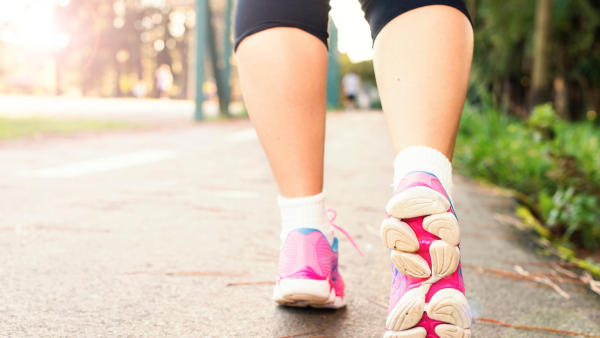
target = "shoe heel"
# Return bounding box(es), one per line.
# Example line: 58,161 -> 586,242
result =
386,285 -> 429,331
386,186 -> 450,219
277,278 -> 331,303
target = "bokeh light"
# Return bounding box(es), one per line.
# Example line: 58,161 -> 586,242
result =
140,32 -> 151,43
115,50 -> 130,63
0,0 -> 66,50
113,17 -> 125,29
141,0 -> 165,9
185,9 -> 196,28
142,16 -> 153,29
154,39 -> 165,51
113,1 -> 125,16
152,13 -> 163,25
168,11 -> 186,38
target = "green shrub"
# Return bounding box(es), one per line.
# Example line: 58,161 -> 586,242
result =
455,98 -> 600,251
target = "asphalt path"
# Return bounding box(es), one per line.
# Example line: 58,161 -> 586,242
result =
0,112 -> 598,337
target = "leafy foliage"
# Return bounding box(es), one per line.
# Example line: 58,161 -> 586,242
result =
474,0 -> 535,82
455,89 -> 600,251
339,53 -> 376,85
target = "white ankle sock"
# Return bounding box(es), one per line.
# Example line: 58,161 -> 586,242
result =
277,191 -> 334,244
393,145 -> 454,200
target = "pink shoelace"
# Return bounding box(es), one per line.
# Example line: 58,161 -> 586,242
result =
327,209 -> 365,257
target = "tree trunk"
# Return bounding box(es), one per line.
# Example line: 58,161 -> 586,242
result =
554,43 -> 569,119
530,0 -> 553,109
553,77 -> 567,118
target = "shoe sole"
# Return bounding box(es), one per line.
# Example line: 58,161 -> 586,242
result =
382,186 -> 470,337
384,282 -> 471,338
273,278 -> 346,309
386,186 -> 450,219
383,324 -> 471,338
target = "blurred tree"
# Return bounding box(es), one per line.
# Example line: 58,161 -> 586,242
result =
531,0 -> 553,108
473,0 -> 600,120
340,53 -> 375,84
51,0 -> 232,100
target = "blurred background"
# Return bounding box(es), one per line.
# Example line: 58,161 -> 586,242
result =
1,0 -> 599,115
0,0 -> 598,117
0,0 -> 599,306
0,0 -> 208,99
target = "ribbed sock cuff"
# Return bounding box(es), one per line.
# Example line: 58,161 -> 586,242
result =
278,191 -> 333,243
393,146 -> 454,200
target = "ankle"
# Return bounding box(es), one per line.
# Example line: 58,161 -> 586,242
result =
393,146 -> 454,199
278,191 -> 334,244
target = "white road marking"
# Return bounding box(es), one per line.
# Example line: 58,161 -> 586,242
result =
224,128 -> 258,142
216,191 -> 259,199
23,149 -> 178,178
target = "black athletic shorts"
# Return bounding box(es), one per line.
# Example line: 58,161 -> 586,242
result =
234,0 -> 471,51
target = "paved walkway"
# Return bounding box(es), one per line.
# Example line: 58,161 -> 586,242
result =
0,112 -> 598,337
0,95 -> 237,123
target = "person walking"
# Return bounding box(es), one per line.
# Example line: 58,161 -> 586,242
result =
342,72 -> 360,110
234,1 -> 473,337
155,64 -> 173,99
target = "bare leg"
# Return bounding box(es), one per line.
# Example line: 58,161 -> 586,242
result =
374,5 -> 473,160
236,28 -> 328,198
377,8 -> 475,336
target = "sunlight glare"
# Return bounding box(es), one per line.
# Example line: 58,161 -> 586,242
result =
330,0 -> 373,62
0,0 -> 67,50
53,33 -> 70,51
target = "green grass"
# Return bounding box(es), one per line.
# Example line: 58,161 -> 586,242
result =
0,117 -> 140,140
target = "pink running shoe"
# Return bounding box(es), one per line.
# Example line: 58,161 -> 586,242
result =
381,172 -> 471,338
273,210 -> 363,309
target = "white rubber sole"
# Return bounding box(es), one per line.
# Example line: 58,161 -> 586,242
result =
386,236 -> 460,282
382,213 -> 460,252
385,286 -> 471,337
383,327 -> 426,338
386,186 -> 450,220
382,186 -> 470,337
381,218 -> 420,252
273,278 -> 346,309
435,324 -> 472,338
423,212 -> 461,247
384,325 -> 472,338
